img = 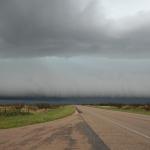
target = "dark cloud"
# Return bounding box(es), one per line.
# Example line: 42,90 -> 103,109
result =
0,0 -> 150,58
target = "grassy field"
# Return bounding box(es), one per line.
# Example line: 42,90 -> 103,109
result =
0,105 -> 75,129
95,104 -> 150,115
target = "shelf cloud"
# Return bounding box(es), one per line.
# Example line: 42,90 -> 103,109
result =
0,0 -> 150,97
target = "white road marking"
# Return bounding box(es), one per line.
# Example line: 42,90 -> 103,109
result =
82,107 -> 150,140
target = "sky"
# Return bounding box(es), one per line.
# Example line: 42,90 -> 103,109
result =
0,0 -> 150,97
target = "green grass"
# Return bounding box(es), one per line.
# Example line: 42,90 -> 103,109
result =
96,105 -> 150,115
0,106 -> 75,129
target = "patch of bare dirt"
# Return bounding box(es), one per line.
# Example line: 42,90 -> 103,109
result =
0,114 -> 92,150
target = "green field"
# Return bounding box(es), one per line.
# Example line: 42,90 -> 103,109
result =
95,105 -> 150,115
0,105 -> 75,129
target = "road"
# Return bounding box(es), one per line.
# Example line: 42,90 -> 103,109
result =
78,105 -> 150,150
0,109 -> 108,150
0,105 -> 150,150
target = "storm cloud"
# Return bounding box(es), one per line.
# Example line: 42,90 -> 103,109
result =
0,0 -> 150,58
0,0 -> 150,97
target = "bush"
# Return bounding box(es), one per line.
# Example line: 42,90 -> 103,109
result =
121,105 -> 132,109
144,105 -> 150,111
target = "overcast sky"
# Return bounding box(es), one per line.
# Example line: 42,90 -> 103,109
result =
0,0 -> 150,97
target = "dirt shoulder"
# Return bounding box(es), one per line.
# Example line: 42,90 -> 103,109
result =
0,111 -> 108,150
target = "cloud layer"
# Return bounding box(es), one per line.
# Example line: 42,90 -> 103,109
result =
0,0 -> 150,58
0,1 -> 150,97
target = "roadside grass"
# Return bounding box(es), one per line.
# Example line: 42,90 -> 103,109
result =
95,105 -> 150,115
0,105 -> 75,129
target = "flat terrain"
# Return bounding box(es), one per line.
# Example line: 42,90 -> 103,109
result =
0,105 -> 150,150
0,106 -> 75,128
96,105 -> 150,115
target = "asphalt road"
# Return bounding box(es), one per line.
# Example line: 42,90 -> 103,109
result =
0,106 -> 150,150
77,105 -> 150,150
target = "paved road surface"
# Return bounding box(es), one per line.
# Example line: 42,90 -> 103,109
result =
0,106 -> 150,150
78,105 -> 150,150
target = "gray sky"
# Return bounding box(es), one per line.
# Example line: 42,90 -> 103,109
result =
0,0 -> 150,97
